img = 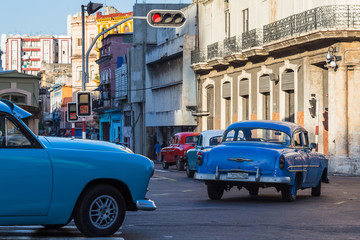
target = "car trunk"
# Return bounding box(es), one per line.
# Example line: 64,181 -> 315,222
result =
206,142 -> 284,175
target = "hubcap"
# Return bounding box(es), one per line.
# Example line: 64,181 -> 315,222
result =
89,195 -> 118,229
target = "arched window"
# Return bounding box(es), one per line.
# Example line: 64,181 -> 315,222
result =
206,85 -> 214,130
239,78 -> 249,120
282,70 -> 295,122
0,94 -> 26,104
223,82 -> 231,127
259,75 -> 271,120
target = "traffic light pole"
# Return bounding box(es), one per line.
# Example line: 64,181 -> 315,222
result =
315,99 -> 320,152
84,16 -> 146,84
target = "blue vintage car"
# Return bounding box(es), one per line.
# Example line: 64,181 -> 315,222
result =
185,130 -> 224,178
195,120 -> 329,202
0,100 -> 156,237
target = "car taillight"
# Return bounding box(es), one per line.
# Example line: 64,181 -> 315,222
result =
279,155 -> 285,169
197,152 -> 203,165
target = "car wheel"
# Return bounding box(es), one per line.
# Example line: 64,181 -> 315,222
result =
248,187 -> 259,196
281,184 -> 297,202
186,162 -> 195,178
175,156 -> 184,171
207,183 -> 224,200
74,184 -> 126,237
311,179 -> 322,197
162,159 -> 169,169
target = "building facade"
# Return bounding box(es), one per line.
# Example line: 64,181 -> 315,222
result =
191,0 -> 360,175
3,35 -> 71,75
0,71 -> 40,134
70,13 -> 99,93
144,4 -> 197,157
94,33 -> 133,146
129,3 -> 190,156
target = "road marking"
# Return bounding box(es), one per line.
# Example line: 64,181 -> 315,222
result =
151,193 -> 171,196
151,176 -> 176,181
335,201 -> 345,205
182,190 -> 193,192
155,169 -> 170,173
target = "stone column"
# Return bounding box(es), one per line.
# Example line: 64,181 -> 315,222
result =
348,66 -> 360,164
328,64 -> 348,172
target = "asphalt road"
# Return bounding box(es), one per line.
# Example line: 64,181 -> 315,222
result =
0,162 -> 359,239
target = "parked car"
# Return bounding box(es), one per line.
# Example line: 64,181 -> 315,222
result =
161,132 -> 199,170
195,120 -> 329,202
185,130 -> 224,178
0,100 -> 156,237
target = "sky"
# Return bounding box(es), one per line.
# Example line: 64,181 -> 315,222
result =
0,0 -> 192,36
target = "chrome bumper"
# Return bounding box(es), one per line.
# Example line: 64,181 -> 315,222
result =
136,199 -> 157,211
194,172 -> 291,184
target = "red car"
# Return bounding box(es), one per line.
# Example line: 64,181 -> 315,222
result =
161,132 -> 199,170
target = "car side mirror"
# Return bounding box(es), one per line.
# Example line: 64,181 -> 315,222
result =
310,143 -> 317,150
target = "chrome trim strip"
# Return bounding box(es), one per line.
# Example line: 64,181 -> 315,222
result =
228,158 -> 252,162
218,169 -> 257,174
136,199 -> 157,211
288,169 -> 307,172
194,173 -> 291,184
288,165 -> 319,168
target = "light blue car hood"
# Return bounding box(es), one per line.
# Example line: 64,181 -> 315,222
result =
38,136 -> 133,153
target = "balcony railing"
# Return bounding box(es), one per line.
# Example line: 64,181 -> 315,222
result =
223,35 -> 242,56
191,5 -> 360,65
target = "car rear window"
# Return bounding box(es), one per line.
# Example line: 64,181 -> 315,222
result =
223,127 -> 290,145
185,136 -> 199,144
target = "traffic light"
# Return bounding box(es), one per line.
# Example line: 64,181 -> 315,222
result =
309,97 -> 316,118
67,102 -> 78,122
147,9 -> 186,28
77,92 -> 92,117
86,1 -> 103,15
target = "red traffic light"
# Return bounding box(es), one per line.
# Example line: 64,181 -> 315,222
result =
152,13 -> 162,23
147,9 -> 186,28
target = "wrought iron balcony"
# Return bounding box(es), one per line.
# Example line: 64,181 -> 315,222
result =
263,5 -> 360,43
223,36 -> 242,56
191,48 -> 207,64
207,42 -> 223,60
191,5 -> 360,65
242,29 -> 263,50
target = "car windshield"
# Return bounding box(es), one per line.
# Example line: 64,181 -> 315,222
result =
209,136 -> 222,146
222,127 -> 291,145
185,136 -> 199,144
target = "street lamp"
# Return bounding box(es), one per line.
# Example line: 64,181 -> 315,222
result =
325,47 -> 342,71
80,1 -> 103,139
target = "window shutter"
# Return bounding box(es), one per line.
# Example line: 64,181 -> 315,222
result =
282,71 -> 294,91
239,78 -> 249,96
222,82 -> 231,99
259,75 -> 270,93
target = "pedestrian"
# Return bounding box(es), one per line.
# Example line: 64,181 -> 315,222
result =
154,141 -> 161,162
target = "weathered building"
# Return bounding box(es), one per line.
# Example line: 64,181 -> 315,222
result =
144,4 -> 197,157
3,34 -> 71,75
129,3 -> 190,156
191,0 -> 360,175
69,13 -> 98,93
0,71 -> 40,134
94,33 -> 133,146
